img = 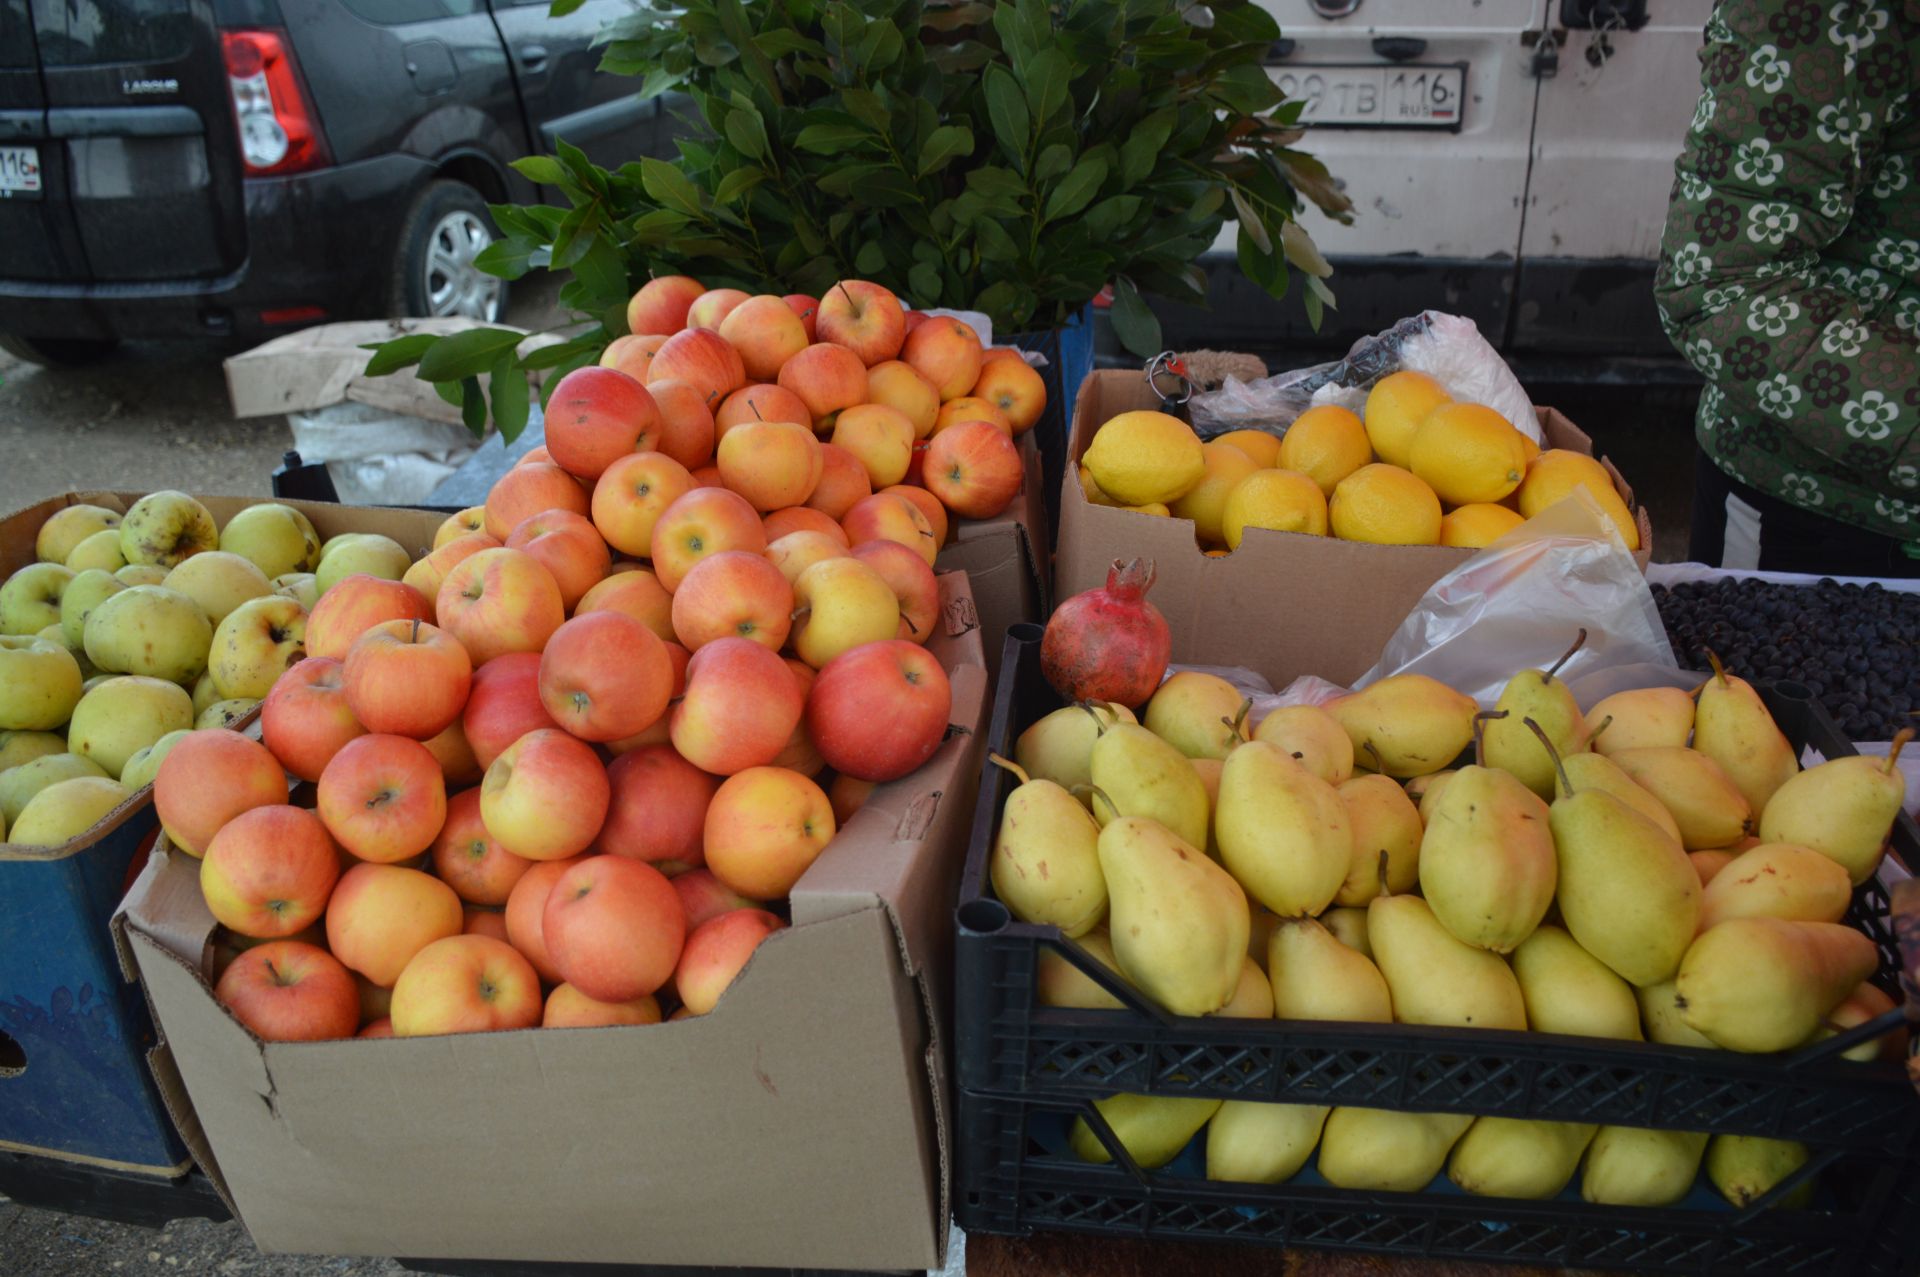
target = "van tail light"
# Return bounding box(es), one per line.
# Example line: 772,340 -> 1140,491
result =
222,30 -> 330,176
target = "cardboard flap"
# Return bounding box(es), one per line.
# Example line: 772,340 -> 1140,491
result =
118,845 -> 220,977
790,572 -> 990,980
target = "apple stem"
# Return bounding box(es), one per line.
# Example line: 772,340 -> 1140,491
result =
1522,716 -> 1574,798
750,401 -> 764,421
1544,628 -> 1588,684
409,618 -> 421,645
836,281 -> 857,310
987,752 -> 1031,786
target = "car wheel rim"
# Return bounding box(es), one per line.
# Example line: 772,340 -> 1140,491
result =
423,210 -> 503,321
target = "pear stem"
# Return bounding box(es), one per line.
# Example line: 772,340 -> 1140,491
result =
1584,715 -> 1614,750
1544,628 -> 1589,684
1229,698 -> 1253,745
1886,728 -> 1914,775
1523,716 -> 1574,798
986,753 -> 1030,786
1375,848 -> 1390,899
1072,783 -> 1120,822
1076,701 -> 1109,737
1473,710 -> 1507,768
1705,647 -> 1729,688
1362,740 -> 1386,776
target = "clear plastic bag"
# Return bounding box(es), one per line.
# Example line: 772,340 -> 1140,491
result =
1187,310 -> 1540,444
1165,493 -> 1680,720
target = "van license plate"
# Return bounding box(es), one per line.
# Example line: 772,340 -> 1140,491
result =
0,145 -> 42,198
1273,64 -> 1466,131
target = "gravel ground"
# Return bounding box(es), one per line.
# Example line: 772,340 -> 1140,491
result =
0,1200 -> 404,1276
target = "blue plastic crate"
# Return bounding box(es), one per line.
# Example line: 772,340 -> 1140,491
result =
1007,305 -> 1096,543
1,802 -> 190,1176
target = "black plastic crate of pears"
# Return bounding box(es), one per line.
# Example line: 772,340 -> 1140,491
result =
952,625 -> 1920,1274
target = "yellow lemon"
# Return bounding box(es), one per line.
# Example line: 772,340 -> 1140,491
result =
1329,464 -> 1443,545
1215,429 -> 1281,468
1519,431 -> 1542,464
1124,503 -> 1171,517
1518,450 -> 1641,551
1170,442 -> 1261,543
1078,464 -> 1121,507
1084,411 -> 1206,505
1407,403 -> 1530,506
1363,371 -> 1451,468
1439,503 -> 1526,548
1222,469 -> 1329,547
1278,405 -> 1374,496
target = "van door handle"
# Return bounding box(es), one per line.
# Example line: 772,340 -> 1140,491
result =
518,44 -> 548,72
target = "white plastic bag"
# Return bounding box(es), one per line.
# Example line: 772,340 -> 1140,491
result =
1187,310 -> 1539,444
288,401 -> 479,505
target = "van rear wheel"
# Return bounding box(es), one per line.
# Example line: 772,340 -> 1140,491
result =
392,180 -> 508,322
0,334 -> 120,368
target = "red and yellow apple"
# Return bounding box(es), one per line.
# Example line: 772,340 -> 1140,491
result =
461,652 -> 558,770
626,275 -> 704,336
480,727 -> 610,860
775,343 -> 868,430
215,940 -> 359,1042
866,360 -> 940,438
669,637 -> 803,776
483,462 -> 590,540
815,280 -> 906,366
790,556 -> 899,669
704,766 -> 836,900
923,418 -> 1024,519
599,744 -> 718,875
575,569 -> 674,643
851,539 -> 940,643
199,805 -> 338,938
646,328 -> 746,405
537,611 -> 673,742
154,729 -> 287,856
260,655 -> 366,782
436,547 -> 565,664
431,786 -> 534,906
808,638 -> 952,781
504,508 -> 611,611
342,619 -> 473,740
305,575 -> 430,661
315,732 -> 448,863
389,934 -> 543,1037
543,365 -> 662,480
326,862 -> 464,987
649,487 -> 768,592
669,549 -> 793,652
543,983 -> 662,1028
718,294 -> 810,381
542,854 -> 685,1002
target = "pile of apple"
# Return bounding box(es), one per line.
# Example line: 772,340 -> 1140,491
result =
0,492 -> 354,846
144,281 -> 1005,1039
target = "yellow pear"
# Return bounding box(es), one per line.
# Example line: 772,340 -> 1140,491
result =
1013,700 -> 1135,802
1036,930 -> 1130,1010
1585,686 -> 1695,755
1696,842 -> 1851,931
1267,917 -> 1393,1023
1449,1118 -> 1597,1199
1756,731 -> 1910,884
1210,955 -> 1274,1019
1190,756 -> 1224,858
1332,774 -> 1422,906
987,756 -> 1106,937
1418,764 -> 1556,952
1415,770 -> 1457,824
1069,1092 -> 1221,1169
1608,747 -> 1752,850
1089,723 -> 1210,851
1811,982 -> 1907,1063
1403,768 -> 1451,809
1561,752 -> 1682,843
1143,672 -> 1245,760
1206,1101 -> 1328,1185
1676,917 -> 1878,1052
1538,724 -> 1701,987
1511,925 -> 1642,1040
1215,740 -> 1352,917
1581,1127 -> 1710,1206
1098,816 -> 1248,1016
1706,1135 -> 1813,1209
1636,980 -> 1718,1049
1482,632 -> 1589,798
1367,894 -> 1526,1030
1692,652 -> 1799,818
1318,1108 -> 1476,1192
1321,906 -> 1372,957
1688,848 -> 1739,886
1251,704 -> 1354,785
1325,674 -> 1478,779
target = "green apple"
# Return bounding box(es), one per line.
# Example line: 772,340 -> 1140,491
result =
11,775 -> 131,846
315,533 -> 410,594
66,529 -> 127,573
190,669 -> 220,717
0,634 -> 83,731
82,585 -> 213,683
220,503 -> 321,578
119,491 -> 217,569
60,568 -> 127,649
37,504 -> 122,565
272,572 -> 319,611
34,623 -> 93,677
196,697 -> 260,730
209,595 -> 307,699
67,675 -> 193,778
0,752 -> 108,824
0,729 -> 69,772
115,564 -> 168,587
120,727 -> 191,790
163,551 -> 271,625
1,563 -> 75,635
80,673 -> 112,693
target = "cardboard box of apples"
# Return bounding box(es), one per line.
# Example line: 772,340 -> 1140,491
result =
105,284 -> 1004,1263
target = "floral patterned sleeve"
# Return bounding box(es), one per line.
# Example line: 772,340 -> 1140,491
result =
1656,0 -> 1920,536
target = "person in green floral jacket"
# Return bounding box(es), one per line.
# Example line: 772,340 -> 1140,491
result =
1657,0 -> 1920,574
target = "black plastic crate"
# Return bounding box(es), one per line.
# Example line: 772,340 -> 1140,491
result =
956,1088 -> 1920,1276
953,624 -> 1920,1266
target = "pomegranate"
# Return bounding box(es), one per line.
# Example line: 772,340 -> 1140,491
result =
1040,558 -> 1171,708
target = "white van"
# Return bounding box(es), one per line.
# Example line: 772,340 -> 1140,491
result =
1158,1 -> 1714,367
